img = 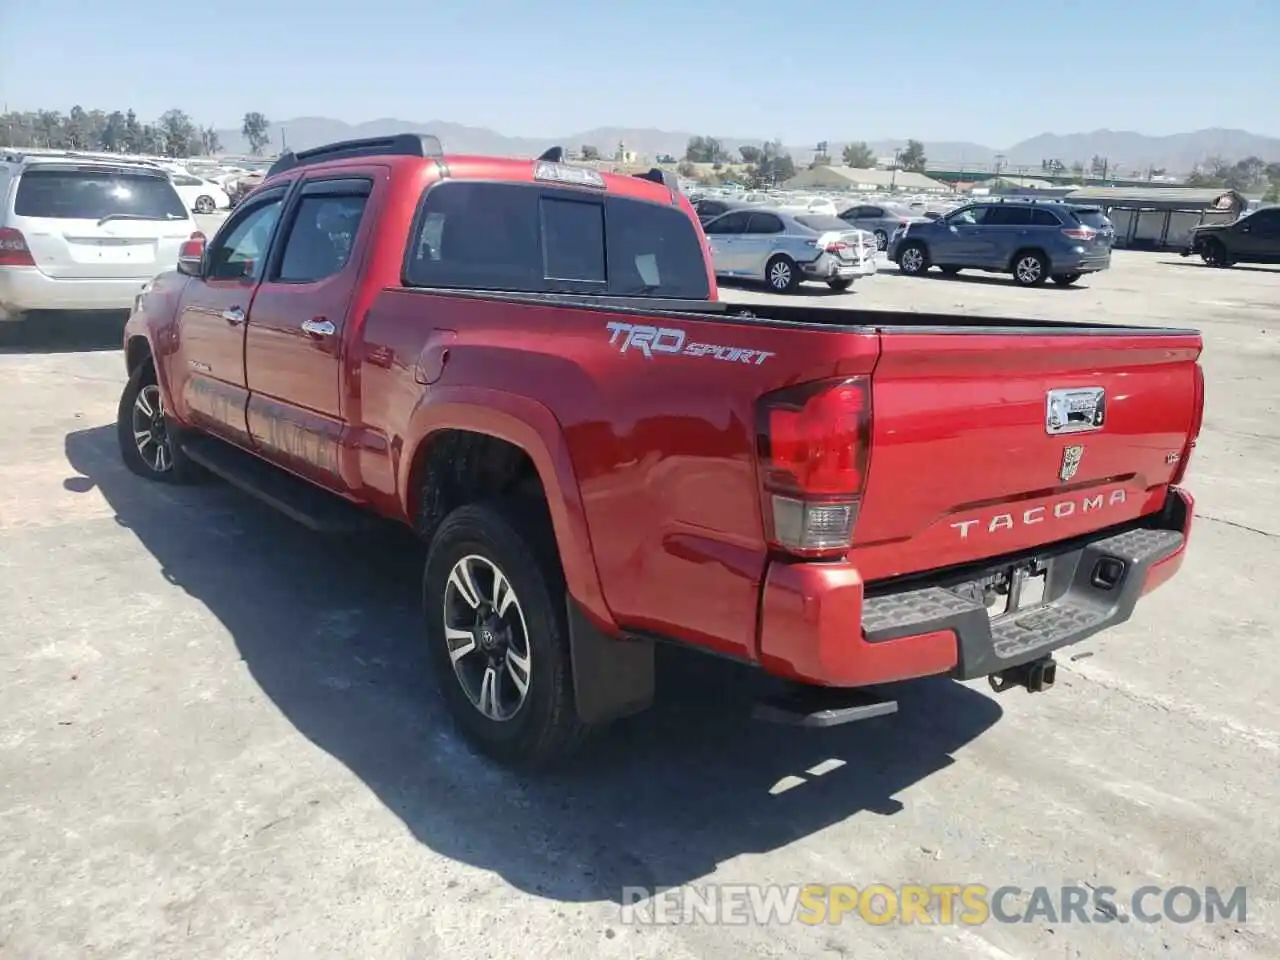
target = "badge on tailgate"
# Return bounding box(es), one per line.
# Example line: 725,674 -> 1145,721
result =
1046,387 -> 1105,435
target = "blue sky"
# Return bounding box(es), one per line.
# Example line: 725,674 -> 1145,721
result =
2,0 -> 1276,146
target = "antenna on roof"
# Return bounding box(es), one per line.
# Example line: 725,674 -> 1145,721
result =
537,146 -> 565,163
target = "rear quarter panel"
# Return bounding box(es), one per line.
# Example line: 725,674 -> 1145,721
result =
357,291 -> 879,655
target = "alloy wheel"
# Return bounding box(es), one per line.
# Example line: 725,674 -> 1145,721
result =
442,554 -> 533,721
1015,256 -> 1043,285
130,384 -> 173,473
768,260 -> 792,291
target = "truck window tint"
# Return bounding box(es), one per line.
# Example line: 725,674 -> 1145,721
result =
605,197 -> 710,298
542,197 -> 605,282
408,182 -> 542,291
405,182 -> 709,299
208,198 -> 283,281
277,194 -> 369,282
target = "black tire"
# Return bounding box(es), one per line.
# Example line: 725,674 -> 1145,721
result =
1201,238 -> 1231,268
827,278 -> 853,292
423,500 -> 589,768
1052,272 -> 1082,286
873,229 -> 888,251
116,360 -> 200,484
897,241 -> 930,276
765,255 -> 801,293
194,195 -> 215,214
1011,250 -> 1049,287
939,266 -> 962,277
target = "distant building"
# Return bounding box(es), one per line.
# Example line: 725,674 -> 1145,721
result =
783,165 -> 951,193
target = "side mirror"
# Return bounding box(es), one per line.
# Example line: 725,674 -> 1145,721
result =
176,233 -> 206,277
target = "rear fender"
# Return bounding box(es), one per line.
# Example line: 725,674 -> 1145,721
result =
401,385 -> 613,631
403,387 -> 653,723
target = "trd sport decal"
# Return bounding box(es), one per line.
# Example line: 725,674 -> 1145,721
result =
606,321 -> 774,365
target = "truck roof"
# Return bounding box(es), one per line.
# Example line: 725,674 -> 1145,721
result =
260,134 -> 678,206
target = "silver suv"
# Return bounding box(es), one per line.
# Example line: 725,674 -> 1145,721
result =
0,150 -> 201,324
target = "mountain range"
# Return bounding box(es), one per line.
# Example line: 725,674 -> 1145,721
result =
214,118 -> 1280,173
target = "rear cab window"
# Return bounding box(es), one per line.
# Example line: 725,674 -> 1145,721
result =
13,166 -> 188,221
404,180 -> 710,299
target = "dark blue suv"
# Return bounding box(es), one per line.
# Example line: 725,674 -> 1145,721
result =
888,200 -> 1113,286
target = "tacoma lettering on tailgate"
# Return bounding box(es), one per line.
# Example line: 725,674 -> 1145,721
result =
951,489 -> 1128,540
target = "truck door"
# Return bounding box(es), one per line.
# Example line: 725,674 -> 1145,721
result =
171,185 -> 288,446
242,170 -> 381,491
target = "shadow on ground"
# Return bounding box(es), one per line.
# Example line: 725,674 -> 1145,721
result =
717,279 -> 855,297
883,271 -> 1088,289
1157,260 -> 1280,274
64,423 -> 1003,902
0,311 -> 128,354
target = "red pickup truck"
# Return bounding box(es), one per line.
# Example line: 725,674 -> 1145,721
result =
118,135 -> 1204,767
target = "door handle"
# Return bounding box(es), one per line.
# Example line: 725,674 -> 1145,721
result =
221,307 -> 245,324
301,318 -> 336,337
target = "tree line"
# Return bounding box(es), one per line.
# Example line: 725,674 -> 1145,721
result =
672,135 -> 928,187
1,107 -> 275,158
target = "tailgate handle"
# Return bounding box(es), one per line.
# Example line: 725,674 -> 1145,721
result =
221,307 -> 245,325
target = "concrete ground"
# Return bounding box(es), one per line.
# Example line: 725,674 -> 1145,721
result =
1,248 -> 1277,959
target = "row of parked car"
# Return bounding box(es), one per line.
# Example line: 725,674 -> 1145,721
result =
691,192 -> 1119,291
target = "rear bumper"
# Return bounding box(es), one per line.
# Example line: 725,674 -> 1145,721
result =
802,252 -> 878,280
0,266 -> 153,318
758,487 -> 1193,687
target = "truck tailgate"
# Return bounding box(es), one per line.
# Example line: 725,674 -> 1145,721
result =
852,329 -> 1202,581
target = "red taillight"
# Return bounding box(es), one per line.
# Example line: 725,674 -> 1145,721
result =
756,377 -> 871,556
824,241 -> 849,254
179,231 -> 206,259
1062,226 -> 1097,241
1171,363 -> 1205,485
0,228 -> 35,267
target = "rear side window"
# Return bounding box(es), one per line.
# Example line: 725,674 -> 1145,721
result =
277,193 -> 370,282
405,181 -> 710,299
985,206 -> 1033,226
1030,208 -> 1063,226
14,168 -> 188,220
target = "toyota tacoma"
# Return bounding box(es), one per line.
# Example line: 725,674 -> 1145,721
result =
117,135 -> 1205,767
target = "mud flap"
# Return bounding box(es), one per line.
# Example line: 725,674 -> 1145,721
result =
567,598 -> 654,724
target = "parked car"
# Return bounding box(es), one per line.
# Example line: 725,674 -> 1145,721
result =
888,200 -> 1113,286
1183,206 -> 1280,267
169,172 -> 231,214
118,134 -> 1202,769
692,196 -> 753,226
703,207 -> 879,292
838,201 -> 932,251
0,149 -> 204,324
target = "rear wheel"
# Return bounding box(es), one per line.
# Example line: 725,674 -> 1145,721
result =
765,255 -> 801,293
897,242 -> 929,276
423,500 -> 589,768
1052,272 -> 1082,286
1201,238 -> 1231,268
194,195 -> 216,214
873,229 -> 888,251
116,361 -> 200,484
827,278 -> 853,292
1012,251 -> 1049,287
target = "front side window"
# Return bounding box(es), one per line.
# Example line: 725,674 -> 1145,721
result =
207,197 -> 284,281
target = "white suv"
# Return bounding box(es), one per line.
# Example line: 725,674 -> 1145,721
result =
0,150 -> 203,323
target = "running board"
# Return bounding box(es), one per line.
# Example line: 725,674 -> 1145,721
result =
752,687 -> 898,728
180,434 -> 378,535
